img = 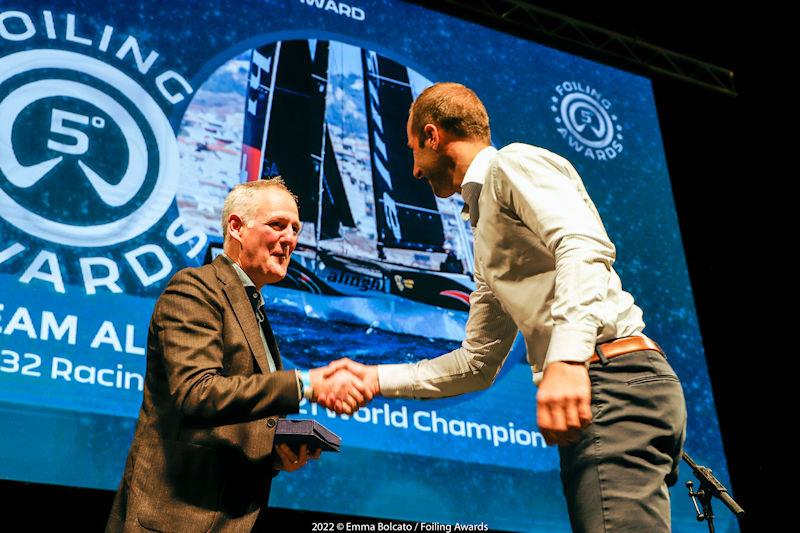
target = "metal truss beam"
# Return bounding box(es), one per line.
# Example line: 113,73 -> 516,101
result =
420,0 -> 736,96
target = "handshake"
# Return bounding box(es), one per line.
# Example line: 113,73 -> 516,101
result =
308,358 -> 380,414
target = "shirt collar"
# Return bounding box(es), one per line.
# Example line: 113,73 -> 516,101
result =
221,253 -> 255,288
460,146 -> 497,224
461,146 -> 497,187
222,253 -> 266,309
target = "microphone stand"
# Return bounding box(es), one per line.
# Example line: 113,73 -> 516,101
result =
683,451 -> 744,533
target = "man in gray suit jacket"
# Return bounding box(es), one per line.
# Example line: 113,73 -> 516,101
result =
107,178 -> 369,532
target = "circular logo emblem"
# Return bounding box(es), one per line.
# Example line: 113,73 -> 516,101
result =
0,49 -> 179,247
551,82 -> 623,160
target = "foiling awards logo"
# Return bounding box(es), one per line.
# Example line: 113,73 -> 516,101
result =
0,49 -> 178,247
551,81 -> 624,161
0,9 -> 205,297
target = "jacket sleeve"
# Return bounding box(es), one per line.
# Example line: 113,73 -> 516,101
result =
153,269 -> 300,425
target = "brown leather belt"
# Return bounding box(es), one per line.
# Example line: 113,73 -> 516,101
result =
588,335 -> 663,364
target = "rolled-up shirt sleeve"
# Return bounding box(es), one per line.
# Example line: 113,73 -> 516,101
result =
492,148 -> 617,366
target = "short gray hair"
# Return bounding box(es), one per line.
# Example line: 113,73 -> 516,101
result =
220,177 -> 298,244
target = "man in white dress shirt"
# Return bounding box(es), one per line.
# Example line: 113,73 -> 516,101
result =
322,82 -> 687,532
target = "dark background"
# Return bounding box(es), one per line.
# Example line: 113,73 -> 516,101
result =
496,3 -> 783,532
0,2 -> 782,531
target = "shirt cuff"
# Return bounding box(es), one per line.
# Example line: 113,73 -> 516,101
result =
544,324 -> 597,368
377,364 -> 415,397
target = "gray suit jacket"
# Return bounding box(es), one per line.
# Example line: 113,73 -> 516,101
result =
107,255 -> 300,532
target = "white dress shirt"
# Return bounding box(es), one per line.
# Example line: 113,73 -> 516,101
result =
379,144 -> 645,395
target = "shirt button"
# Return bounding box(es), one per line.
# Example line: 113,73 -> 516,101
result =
266,418 -> 276,428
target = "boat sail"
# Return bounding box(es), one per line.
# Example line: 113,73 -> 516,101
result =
362,50 -> 446,257
240,39 -> 475,340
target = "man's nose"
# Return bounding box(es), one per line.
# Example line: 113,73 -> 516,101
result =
278,227 -> 296,244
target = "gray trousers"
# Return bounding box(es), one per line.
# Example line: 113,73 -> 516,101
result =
559,350 -> 687,533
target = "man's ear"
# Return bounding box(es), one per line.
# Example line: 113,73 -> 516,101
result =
228,214 -> 245,245
424,123 -> 440,150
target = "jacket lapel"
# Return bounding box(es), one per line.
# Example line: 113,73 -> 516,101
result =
213,256 -> 272,374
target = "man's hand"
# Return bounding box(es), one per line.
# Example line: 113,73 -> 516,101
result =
314,359 -> 380,414
309,363 -> 374,415
273,443 -> 322,472
536,361 -> 592,446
